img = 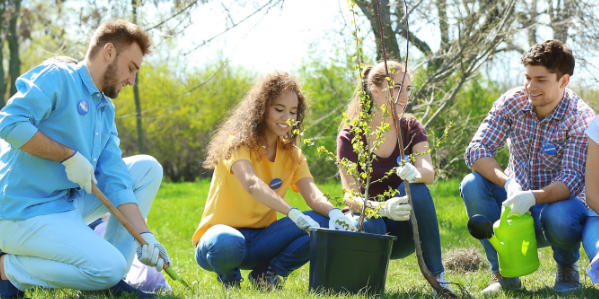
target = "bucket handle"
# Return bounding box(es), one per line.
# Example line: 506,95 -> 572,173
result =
500,205 -> 512,225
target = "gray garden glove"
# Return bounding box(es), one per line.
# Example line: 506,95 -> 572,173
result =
504,178 -> 523,199
378,196 -> 411,221
328,208 -> 357,231
396,163 -> 421,183
288,207 -> 320,234
61,151 -> 97,193
136,232 -> 171,272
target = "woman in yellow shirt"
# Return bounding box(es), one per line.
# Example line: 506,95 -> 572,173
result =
193,72 -> 355,289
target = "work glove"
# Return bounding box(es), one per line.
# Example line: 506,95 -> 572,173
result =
61,151 -> 97,194
288,208 -> 320,234
328,208 -> 357,231
379,196 -> 411,221
502,190 -> 536,217
136,232 -> 171,272
396,162 -> 421,183
504,178 -> 523,199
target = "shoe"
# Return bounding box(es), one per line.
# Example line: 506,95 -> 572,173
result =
100,280 -> 158,298
216,274 -> 241,289
0,253 -> 28,299
554,262 -> 580,293
432,272 -> 455,297
247,262 -> 283,291
481,272 -> 521,294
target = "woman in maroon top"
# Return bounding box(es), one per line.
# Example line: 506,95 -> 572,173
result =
337,61 -> 450,295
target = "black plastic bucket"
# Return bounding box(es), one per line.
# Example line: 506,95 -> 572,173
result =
308,227 -> 396,295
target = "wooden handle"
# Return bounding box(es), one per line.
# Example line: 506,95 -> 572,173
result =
91,183 -> 169,270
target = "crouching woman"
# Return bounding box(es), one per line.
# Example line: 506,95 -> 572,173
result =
192,72 -> 355,290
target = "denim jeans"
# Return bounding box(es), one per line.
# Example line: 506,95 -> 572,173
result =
195,211 -> 328,283
583,208 -> 599,262
352,183 -> 445,276
460,172 -> 588,273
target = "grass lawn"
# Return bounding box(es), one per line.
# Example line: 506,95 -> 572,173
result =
28,179 -> 598,298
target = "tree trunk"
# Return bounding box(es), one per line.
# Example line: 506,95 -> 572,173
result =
7,0 -> 20,97
132,0 -> 144,154
356,0 -> 401,61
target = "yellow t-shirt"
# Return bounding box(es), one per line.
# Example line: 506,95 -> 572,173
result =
192,140 -> 312,246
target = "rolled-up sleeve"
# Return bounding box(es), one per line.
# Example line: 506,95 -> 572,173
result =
465,97 -> 509,168
554,110 -> 594,196
95,122 -> 136,207
0,65 -> 62,148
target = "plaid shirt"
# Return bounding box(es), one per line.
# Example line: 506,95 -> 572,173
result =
465,87 -> 595,201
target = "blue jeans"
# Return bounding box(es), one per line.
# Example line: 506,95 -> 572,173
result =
460,172 -> 588,273
195,211 -> 328,283
583,209 -> 599,262
353,183 -> 445,276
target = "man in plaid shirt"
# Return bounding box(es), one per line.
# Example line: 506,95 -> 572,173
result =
460,40 -> 595,294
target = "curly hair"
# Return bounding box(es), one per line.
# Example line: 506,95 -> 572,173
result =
203,72 -> 307,169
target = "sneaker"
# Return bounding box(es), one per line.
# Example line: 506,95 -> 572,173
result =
98,280 -> 158,298
432,272 -> 455,297
247,262 -> 283,291
554,262 -> 580,293
481,272 -> 521,294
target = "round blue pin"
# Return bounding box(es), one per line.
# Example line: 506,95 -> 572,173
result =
270,178 -> 282,189
77,100 -> 89,115
542,143 -> 557,156
396,155 -> 410,166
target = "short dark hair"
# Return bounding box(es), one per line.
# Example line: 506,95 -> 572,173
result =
87,19 -> 152,60
521,40 -> 574,80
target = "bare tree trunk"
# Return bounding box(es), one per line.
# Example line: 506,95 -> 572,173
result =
356,0 -> 401,60
7,0 -> 20,97
132,0 -> 145,154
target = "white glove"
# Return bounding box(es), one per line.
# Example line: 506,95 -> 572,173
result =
379,196 -> 411,221
396,163 -> 421,183
328,208 -> 357,231
61,151 -> 97,194
136,232 -> 171,272
502,190 -> 536,217
504,178 -> 523,199
288,208 -> 320,234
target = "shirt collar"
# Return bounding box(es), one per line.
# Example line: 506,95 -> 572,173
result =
519,88 -> 570,121
76,63 -> 101,97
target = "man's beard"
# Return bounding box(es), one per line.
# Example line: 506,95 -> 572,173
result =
101,60 -> 121,99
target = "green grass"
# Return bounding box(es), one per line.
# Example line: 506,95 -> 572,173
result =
28,179 -> 598,298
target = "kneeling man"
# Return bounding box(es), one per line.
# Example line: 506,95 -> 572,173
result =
0,20 -> 169,298
460,40 -> 594,294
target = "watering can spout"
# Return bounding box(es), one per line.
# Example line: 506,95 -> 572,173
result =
487,235 -> 503,251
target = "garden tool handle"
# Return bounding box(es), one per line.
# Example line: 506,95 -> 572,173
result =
91,182 -> 169,271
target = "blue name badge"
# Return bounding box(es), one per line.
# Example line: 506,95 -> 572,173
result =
77,100 -> 89,115
396,155 -> 409,166
270,178 -> 282,189
542,143 -> 557,156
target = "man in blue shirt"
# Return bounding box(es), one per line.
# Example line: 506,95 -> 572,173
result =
0,20 -> 169,298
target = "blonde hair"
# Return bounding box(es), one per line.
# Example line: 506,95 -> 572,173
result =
341,61 -> 410,131
203,72 -> 307,169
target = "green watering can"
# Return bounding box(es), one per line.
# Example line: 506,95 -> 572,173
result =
468,206 -> 540,277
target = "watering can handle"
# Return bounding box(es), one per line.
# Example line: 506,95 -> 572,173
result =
500,205 -> 512,224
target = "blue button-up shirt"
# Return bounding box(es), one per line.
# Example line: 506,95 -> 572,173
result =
0,62 -> 136,220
